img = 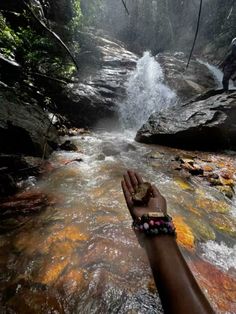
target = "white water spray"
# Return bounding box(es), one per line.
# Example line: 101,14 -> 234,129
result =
119,51 -> 176,130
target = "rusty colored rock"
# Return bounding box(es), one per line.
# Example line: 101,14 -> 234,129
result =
173,216 -> 195,251
0,191 -> 51,219
196,198 -> 231,214
190,259 -> 236,313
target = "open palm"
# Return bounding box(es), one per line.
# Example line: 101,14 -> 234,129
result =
121,170 -> 167,220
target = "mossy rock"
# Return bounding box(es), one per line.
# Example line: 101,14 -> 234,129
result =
189,218 -> 215,241
210,214 -> 236,237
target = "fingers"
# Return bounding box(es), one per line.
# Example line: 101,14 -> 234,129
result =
135,172 -> 143,184
121,180 -> 133,210
127,170 -> 138,188
123,173 -> 135,194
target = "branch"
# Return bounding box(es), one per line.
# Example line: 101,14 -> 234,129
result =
121,0 -> 130,15
186,0 -> 203,69
23,1 -> 79,71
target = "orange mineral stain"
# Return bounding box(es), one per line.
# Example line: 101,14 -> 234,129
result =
173,216 -> 195,251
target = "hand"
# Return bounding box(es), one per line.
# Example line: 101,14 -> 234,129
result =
121,170 -> 167,220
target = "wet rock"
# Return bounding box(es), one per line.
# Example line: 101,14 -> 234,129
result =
57,33 -> 138,127
190,259 -> 236,313
0,173 -> 17,197
147,151 -> 164,159
3,279 -> 64,313
97,153 -> 106,161
0,155 -> 40,196
157,52 -> 216,101
189,218 -> 216,241
136,91 -> 236,151
55,268 -> 87,298
216,186 -> 234,199
123,143 -> 137,152
174,177 -> 193,191
68,128 -> 90,136
210,214 -> 236,237
0,88 -> 58,157
36,259 -> 69,285
0,191 -> 50,220
196,198 -> 231,214
65,158 -> 83,165
173,216 -> 195,251
60,140 -> 77,151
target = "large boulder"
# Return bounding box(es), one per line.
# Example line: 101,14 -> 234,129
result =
0,88 -> 58,157
136,90 -> 236,151
156,52 -> 217,101
58,33 -> 138,127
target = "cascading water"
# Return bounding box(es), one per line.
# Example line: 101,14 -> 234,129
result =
119,51 -> 176,130
198,59 -> 235,90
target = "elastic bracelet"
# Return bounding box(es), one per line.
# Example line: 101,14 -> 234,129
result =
132,213 -> 176,237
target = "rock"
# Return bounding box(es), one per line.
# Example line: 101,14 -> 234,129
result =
0,154 -> 41,197
0,191 -> 51,220
189,218 -> 216,241
132,182 -> 152,204
0,88 -> 58,157
60,140 -> 77,151
57,33 -> 138,127
97,153 -> 106,161
156,52 -> 216,101
136,90 -> 236,151
173,216 -> 195,251
47,0 -> 73,24
190,259 -> 236,313
0,173 -> 17,197
210,214 -> 236,237
216,186 -> 234,199
3,279 -> 64,313
123,143 -> 137,152
196,198 -> 231,214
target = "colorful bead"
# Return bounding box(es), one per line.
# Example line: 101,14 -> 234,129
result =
132,214 -> 176,237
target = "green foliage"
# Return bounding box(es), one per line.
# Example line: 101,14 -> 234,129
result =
16,26 -> 54,67
70,0 -> 83,33
0,14 -> 22,58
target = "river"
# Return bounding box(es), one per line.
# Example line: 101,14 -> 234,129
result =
0,54 -> 235,314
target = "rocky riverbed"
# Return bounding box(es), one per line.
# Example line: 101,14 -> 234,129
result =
0,130 -> 235,313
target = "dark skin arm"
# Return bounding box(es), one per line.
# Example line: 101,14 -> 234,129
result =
121,170 -> 215,314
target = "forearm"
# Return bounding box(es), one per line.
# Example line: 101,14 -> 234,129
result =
144,236 -> 215,314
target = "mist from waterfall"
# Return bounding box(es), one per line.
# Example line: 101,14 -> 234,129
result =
119,51 -> 176,131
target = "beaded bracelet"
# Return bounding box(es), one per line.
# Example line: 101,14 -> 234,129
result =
132,213 -> 176,237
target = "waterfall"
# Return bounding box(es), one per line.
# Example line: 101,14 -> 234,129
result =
197,59 -> 235,90
119,51 -> 176,130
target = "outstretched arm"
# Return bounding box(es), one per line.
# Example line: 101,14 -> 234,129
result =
121,170 -> 215,314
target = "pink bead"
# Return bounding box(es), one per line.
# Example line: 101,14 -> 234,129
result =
155,221 -> 160,226
150,220 -> 155,226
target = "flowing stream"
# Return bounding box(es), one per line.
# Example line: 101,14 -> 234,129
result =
0,54 -> 236,314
